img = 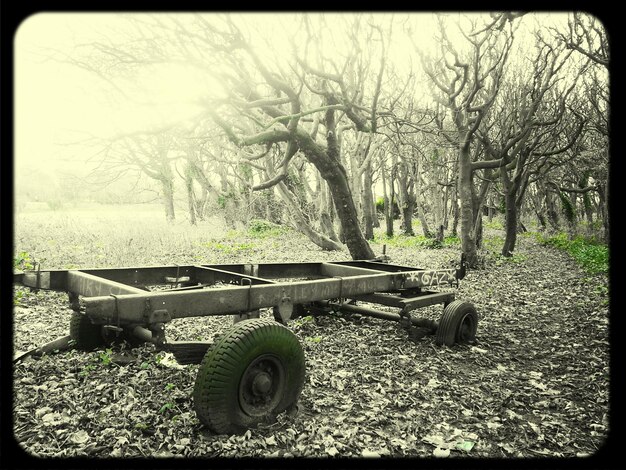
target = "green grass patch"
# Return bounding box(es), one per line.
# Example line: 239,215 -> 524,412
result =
443,235 -> 460,247
482,235 -> 528,264
372,232 -> 461,249
246,219 -> 289,238
534,232 -> 608,274
482,235 -> 504,252
484,218 -> 504,230
205,239 -> 256,253
14,251 -> 34,270
373,233 -> 439,249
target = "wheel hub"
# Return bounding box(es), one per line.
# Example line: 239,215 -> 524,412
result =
238,354 -> 286,417
458,314 -> 476,341
252,372 -> 272,395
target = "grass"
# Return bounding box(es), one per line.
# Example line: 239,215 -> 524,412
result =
13,204 -> 294,269
371,233 -> 460,249
481,234 -> 528,265
246,219 -> 290,238
533,232 -> 608,274
483,217 -> 504,230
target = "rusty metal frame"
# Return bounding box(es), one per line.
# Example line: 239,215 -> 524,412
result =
16,261 -> 461,326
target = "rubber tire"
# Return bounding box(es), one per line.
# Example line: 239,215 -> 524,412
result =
272,304 -> 307,324
435,300 -> 478,347
119,327 -> 147,348
193,318 -> 305,434
69,311 -> 106,350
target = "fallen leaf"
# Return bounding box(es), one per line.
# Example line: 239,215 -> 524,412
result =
361,449 -> 381,458
326,446 -> 339,456
69,430 -> 90,445
433,447 -> 450,457
35,406 -> 53,418
456,440 -> 475,452
110,448 -> 123,458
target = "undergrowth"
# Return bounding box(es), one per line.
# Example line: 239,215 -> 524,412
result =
372,233 -> 459,249
533,232 -> 608,274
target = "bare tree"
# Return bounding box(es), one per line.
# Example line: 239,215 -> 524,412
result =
477,34 -> 583,255
420,15 -> 515,267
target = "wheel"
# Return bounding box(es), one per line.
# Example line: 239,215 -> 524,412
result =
193,318 -> 305,434
121,328 -> 147,347
435,301 -> 478,346
69,311 -> 106,350
272,303 -> 308,323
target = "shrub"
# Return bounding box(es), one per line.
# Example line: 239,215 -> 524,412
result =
14,251 -> 34,270
247,219 -> 287,238
47,199 -> 64,211
375,196 -> 400,218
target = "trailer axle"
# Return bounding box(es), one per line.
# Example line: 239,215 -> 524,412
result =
318,300 -> 439,332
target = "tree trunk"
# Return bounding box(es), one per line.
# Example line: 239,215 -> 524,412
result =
350,147 -> 364,225
396,162 -> 415,235
275,181 -> 343,251
442,179 -> 450,230
501,167 -> 517,257
381,162 -> 393,237
436,224 -> 445,244
324,172 -> 373,258
184,170 -> 196,226
502,191 -> 517,257
196,187 -> 208,221
545,189 -> 560,232
295,107 -> 374,260
317,175 -> 340,242
597,181 -> 609,243
361,165 -> 375,240
381,161 -> 394,237
161,178 -> 175,223
224,196 -> 237,229
451,193 -> 459,238
416,196 -> 432,238
458,143 -> 478,267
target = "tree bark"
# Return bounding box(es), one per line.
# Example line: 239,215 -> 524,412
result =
381,160 -> 394,237
396,161 -> 415,235
291,108 -> 374,259
361,165 -> 375,240
502,189 -> 518,256
184,168 -> 196,226
275,181 -> 343,251
451,180 -> 459,238
161,178 -> 175,223
458,142 -> 479,267
415,194 -> 432,238
317,175 -> 340,242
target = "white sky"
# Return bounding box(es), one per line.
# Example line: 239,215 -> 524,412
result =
14,12 -> 573,179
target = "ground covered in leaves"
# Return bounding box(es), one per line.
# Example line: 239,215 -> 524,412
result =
12,205 -> 610,459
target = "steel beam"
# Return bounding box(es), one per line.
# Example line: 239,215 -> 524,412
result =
81,267 -> 460,324
319,301 -> 439,331
354,291 -> 455,310
67,271 -> 146,297
193,266 -> 275,285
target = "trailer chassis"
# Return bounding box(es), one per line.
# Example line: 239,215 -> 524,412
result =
14,257 -> 477,434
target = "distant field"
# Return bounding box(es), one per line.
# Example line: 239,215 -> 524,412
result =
13,203 -> 232,270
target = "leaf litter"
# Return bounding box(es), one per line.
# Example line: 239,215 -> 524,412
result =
12,227 -> 609,458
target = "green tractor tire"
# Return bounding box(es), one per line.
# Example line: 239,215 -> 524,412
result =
193,318 -> 305,434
